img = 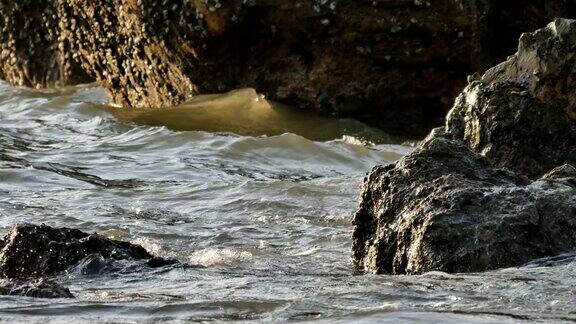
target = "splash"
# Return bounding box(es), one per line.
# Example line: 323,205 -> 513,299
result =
189,248 -> 253,267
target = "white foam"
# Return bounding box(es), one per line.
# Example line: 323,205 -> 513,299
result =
131,237 -> 163,256
189,248 -> 253,267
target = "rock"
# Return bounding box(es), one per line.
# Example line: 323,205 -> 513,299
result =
482,18 -> 576,117
0,1 -> 92,88
446,19 -> 576,178
0,278 -> 73,298
352,19 -> 576,274
352,133 -> 576,274
0,223 -> 178,279
0,1 -> 573,136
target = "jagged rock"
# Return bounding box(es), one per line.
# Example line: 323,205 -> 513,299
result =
352,19 -> 576,274
0,1 -> 573,136
446,19 -> 576,178
446,81 -> 576,178
482,18 -> 576,117
0,279 -> 73,299
352,134 -> 576,274
0,223 -> 177,279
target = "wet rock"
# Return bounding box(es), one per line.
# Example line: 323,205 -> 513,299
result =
352,20 -> 576,274
0,1 -> 573,136
446,19 -> 576,178
0,223 -> 178,279
352,134 -> 576,274
0,278 -> 73,299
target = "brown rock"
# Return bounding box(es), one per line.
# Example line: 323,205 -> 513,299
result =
0,1 -> 574,136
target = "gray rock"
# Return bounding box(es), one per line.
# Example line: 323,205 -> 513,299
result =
352,134 -> 576,274
482,18 -> 576,117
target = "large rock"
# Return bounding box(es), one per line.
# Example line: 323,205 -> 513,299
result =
0,223 -> 176,279
446,19 -> 576,178
352,133 -> 576,274
0,1 -> 573,136
352,19 -> 576,274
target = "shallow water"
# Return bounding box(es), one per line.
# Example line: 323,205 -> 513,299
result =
1,82 -> 576,323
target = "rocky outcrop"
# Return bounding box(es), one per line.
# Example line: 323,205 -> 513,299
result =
0,279 -> 73,298
352,19 -> 576,274
352,133 -> 576,274
0,1 -> 574,136
0,223 -> 177,280
446,19 -> 576,178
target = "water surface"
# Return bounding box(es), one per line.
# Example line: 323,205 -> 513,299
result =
1,82 -> 575,322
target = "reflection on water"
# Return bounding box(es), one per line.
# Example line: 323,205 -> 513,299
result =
1,81 -> 576,322
104,88 -> 401,144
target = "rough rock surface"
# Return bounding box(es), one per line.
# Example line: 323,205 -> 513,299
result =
0,1 -> 574,135
0,279 -> 73,298
352,134 -> 576,274
0,223 -> 177,279
446,19 -> 576,178
352,19 -> 576,274
0,1 -> 92,87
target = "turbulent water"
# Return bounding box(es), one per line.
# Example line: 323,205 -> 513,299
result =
1,81 -> 576,323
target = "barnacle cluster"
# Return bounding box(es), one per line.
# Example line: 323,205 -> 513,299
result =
0,0 -> 89,87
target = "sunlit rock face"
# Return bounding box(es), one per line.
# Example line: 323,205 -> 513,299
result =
447,19 -> 576,178
0,1 -> 573,136
0,0 -> 93,87
352,19 -> 576,275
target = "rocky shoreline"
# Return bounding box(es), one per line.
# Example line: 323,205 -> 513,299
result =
1,1 -> 574,136
353,18 -> 576,274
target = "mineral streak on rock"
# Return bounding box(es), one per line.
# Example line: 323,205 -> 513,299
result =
0,223 -> 177,280
0,0 -> 573,136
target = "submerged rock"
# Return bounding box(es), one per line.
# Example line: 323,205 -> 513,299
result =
0,1 -> 573,136
0,223 -> 177,279
352,19 -> 576,274
0,279 -> 73,299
